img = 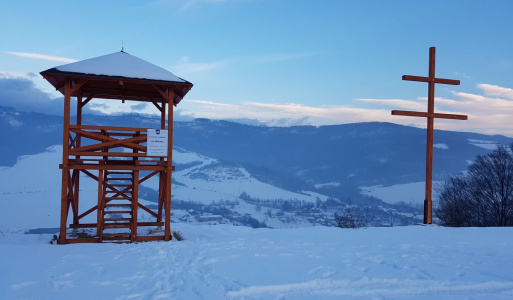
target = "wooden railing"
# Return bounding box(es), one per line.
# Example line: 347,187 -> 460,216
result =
69,125 -> 149,157
65,125 -> 169,169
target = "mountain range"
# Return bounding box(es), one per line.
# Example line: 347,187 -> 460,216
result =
1,105 -> 512,227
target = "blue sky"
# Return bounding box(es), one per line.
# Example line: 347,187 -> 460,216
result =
1,0 -> 513,136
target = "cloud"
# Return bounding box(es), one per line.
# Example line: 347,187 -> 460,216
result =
1,73 -> 511,137
170,52 -> 313,75
477,84 -> 513,100
0,76 -> 63,115
0,75 -> 97,116
171,59 -> 225,75
179,83 -> 513,136
181,100 -> 397,126
6,51 -> 77,63
356,98 -> 426,111
0,71 -> 38,80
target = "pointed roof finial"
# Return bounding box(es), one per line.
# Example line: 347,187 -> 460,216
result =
121,40 -> 124,52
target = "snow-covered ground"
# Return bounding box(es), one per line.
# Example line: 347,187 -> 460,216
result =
468,139 -> 499,150
2,225 -> 513,299
2,147 -> 513,299
360,182 -> 442,207
0,146 -> 329,232
162,147 -> 325,206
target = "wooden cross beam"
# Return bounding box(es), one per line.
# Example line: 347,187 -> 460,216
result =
392,47 -> 468,224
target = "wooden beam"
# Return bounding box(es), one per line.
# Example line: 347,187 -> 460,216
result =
152,84 -> 169,100
151,99 -> 163,112
65,238 -> 100,244
69,164 -> 166,171
402,75 -> 460,85
75,94 -> 83,225
78,205 -> 98,220
132,170 -> 139,241
138,203 -> 158,218
71,134 -> 147,153
68,151 -> 149,157
68,170 -> 79,221
71,222 -> 164,228
70,79 -> 89,95
392,110 -> 468,120
97,170 -> 104,239
81,169 -> 99,181
165,89 -> 174,241
70,124 -> 147,132
140,170 -> 159,184
81,95 -> 95,107
58,79 -> 72,245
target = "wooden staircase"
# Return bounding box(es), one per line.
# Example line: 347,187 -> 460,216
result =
99,170 -> 135,242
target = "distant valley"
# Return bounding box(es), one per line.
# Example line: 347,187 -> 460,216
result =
1,106 -> 512,228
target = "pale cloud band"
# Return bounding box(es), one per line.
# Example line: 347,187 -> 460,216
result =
4,60 -> 510,137
179,84 -> 513,137
171,52 -> 313,75
477,83 -> 513,100
6,51 -> 77,63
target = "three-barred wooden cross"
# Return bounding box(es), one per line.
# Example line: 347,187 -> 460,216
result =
392,47 -> 467,224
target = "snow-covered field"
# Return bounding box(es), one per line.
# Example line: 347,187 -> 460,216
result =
0,145 -> 333,231
360,182 -> 442,207
2,225 -> 513,299
2,147 -> 513,299
165,147 -> 326,206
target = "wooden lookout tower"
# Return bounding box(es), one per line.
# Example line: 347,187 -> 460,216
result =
40,51 -> 193,244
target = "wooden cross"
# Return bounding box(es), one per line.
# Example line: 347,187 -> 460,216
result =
392,47 -> 467,224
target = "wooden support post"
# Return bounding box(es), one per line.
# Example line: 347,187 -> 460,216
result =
69,170 -> 79,221
157,100 -> 166,223
132,169 -> 139,241
157,175 -> 164,222
97,169 -> 104,240
73,95 -> 82,225
58,79 -> 71,244
165,90 -> 174,241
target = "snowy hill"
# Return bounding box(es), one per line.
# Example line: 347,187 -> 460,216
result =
2,224 -> 513,299
2,106 -> 511,192
0,145 -> 418,232
2,106 -> 513,226
0,145 -> 335,231
2,108 -> 513,299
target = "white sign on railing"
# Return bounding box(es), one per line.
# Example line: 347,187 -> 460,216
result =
147,129 -> 168,156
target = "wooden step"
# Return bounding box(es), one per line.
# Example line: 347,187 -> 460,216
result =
102,232 -> 131,237
104,197 -> 133,201
103,223 -> 131,229
104,210 -> 132,214
104,193 -> 133,197
102,233 -> 131,241
105,204 -> 132,208
106,171 -> 133,175
103,217 -> 132,222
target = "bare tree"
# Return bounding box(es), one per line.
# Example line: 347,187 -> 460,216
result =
436,144 -> 513,226
335,205 -> 370,228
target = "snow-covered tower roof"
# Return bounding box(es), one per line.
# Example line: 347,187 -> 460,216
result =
40,51 -> 193,105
